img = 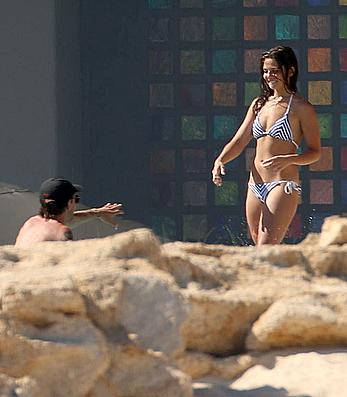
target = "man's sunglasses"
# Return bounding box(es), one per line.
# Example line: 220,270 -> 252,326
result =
74,194 -> 80,204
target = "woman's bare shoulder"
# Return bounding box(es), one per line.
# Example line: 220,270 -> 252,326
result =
293,94 -> 316,116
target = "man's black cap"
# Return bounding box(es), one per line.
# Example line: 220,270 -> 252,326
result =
39,178 -> 82,204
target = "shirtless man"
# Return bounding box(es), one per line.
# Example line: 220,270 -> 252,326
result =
15,178 -> 123,247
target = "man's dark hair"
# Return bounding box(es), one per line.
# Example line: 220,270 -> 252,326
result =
38,177 -> 81,219
39,197 -> 72,219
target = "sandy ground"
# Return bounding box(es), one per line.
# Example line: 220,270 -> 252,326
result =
193,349 -> 347,397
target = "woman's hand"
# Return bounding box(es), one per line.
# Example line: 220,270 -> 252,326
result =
261,155 -> 294,172
212,160 -> 225,186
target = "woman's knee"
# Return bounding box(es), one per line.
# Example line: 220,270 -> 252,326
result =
257,225 -> 285,245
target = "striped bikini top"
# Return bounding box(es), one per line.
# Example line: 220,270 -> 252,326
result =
252,94 -> 298,148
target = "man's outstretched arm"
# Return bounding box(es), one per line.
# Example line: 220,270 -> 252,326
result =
70,203 -> 124,227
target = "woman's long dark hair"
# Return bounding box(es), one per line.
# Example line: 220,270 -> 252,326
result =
253,46 -> 298,113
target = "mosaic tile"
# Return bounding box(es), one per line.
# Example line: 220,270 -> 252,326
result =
182,149 -> 207,173
152,181 -> 176,208
180,17 -> 205,41
183,181 -> 207,206
339,16 -> 347,38
308,81 -> 331,105
149,17 -> 169,42
152,216 -> 176,241
151,149 -> 175,173
309,146 -> 333,171
341,81 -> 347,105
307,0 -> 330,4
225,156 -> 242,171
147,0 -> 344,243
213,82 -> 236,106
150,116 -> 175,141
205,215 -> 248,246
341,114 -> 347,138
307,15 -> 331,39
213,50 -> 237,74
244,49 -> 264,73
212,17 -> 237,41
310,179 -> 333,204
245,82 -> 259,106
275,0 -> 299,5
212,148 -> 241,171
307,48 -> 331,72
212,0 -> 237,6
317,113 -> 332,139
180,0 -> 204,7
342,180 -> 347,205
182,116 -> 206,140
340,49 -> 347,72
149,50 -> 173,75
244,16 -> 268,41
213,115 -> 238,140
180,84 -> 206,107
183,214 -> 208,242
181,50 -> 205,74
149,84 -> 174,107
215,181 -> 239,205
285,213 -> 302,239
275,15 -> 299,40
341,147 -> 347,170
244,0 -> 267,6
148,0 -> 172,8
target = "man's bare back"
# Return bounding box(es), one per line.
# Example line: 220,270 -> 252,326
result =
15,215 -> 72,248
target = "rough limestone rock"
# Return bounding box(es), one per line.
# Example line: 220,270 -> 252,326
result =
181,289 -> 270,355
93,344 -> 193,397
246,293 -> 347,351
1,217 -> 347,396
319,215 -> 347,246
0,374 -> 42,397
177,351 -> 257,380
117,272 -> 188,355
0,229 -> 192,397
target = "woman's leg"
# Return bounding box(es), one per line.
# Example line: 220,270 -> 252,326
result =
257,184 -> 299,245
245,187 -> 263,245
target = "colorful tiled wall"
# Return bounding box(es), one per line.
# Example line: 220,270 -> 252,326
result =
147,0 -> 347,244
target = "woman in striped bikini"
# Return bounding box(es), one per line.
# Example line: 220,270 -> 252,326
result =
212,46 -> 321,245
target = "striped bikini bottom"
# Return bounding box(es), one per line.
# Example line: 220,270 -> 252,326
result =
248,180 -> 301,204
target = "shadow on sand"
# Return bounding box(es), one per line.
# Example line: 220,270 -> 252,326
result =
193,379 -> 310,397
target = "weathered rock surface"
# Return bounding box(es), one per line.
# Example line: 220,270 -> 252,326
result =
0,216 -> 346,396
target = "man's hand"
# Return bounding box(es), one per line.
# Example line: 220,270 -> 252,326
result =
94,203 -> 124,226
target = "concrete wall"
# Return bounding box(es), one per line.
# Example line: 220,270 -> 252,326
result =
0,0 -> 148,227
55,0 -> 82,183
0,0 -> 82,193
80,0 -> 148,223
0,0 -> 57,190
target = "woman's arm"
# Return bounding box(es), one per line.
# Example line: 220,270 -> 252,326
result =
212,100 -> 255,185
290,101 -> 321,165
